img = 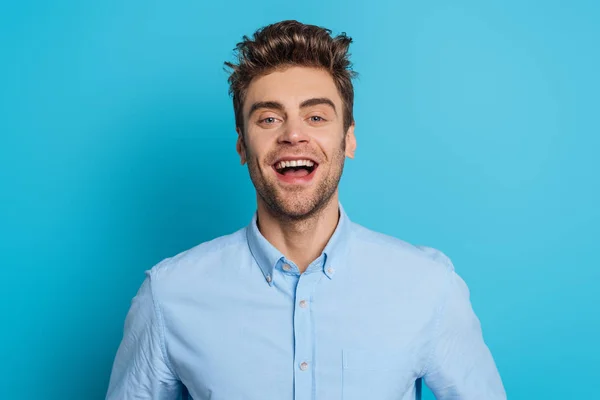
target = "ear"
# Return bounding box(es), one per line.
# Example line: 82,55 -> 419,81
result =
345,123 -> 356,159
236,127 -> 247,165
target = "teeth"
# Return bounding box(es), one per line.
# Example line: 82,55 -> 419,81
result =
275,159 -> 315,170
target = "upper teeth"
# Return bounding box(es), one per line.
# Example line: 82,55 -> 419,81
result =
275,159 -> 315,169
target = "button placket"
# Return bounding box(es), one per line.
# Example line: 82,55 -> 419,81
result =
292,272 -> 320,400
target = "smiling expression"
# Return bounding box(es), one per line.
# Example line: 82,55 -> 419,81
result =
236,66 -> 356,220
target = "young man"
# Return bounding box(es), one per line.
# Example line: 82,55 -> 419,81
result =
106,20 -> 506,400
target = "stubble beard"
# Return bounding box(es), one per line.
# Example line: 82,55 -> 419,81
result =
246,139 -> 346,222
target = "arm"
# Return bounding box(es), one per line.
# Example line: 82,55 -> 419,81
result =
106,270 -> 181,399
423,264 -> 506,399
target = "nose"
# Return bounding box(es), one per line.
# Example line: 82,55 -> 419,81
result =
278,118 -> 310,145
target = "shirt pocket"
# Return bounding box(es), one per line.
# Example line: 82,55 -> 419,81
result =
342,348 -> 414,400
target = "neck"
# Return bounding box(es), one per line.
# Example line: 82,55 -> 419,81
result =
256,194 -> 341,273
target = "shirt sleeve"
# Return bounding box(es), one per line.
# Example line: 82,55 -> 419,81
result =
106,270 -> 181,400
422,263 -> 507,399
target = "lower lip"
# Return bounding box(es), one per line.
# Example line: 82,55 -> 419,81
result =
272,165 -> 318,184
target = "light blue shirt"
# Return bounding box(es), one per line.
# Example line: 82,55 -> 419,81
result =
106,204 -> 506,399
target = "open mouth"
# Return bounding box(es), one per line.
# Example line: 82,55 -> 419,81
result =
273,159 -> 318,180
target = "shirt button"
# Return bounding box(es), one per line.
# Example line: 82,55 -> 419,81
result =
282,263 -> 291,271
266,275 -> 272,283
299,300 -> 307,308
327,267 -> 335,274
299,361 -> 309,371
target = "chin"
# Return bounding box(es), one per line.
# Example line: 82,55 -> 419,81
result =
271,193 -> 327,220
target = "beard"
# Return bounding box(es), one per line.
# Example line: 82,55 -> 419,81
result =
245,138 -> 346,222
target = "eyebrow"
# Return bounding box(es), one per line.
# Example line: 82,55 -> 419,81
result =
248,101 -> 284,119
247,97 -> 337,119
299,97 -> 337,114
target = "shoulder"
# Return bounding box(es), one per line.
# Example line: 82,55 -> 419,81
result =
145,226 -> 248,285
349,221 -> 455,278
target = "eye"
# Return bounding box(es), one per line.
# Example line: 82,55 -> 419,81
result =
261,117 -> 277,124
257,116 -> 281,127
309,116 -> 326,123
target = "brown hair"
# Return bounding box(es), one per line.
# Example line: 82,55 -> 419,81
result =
224,20 -> 357,134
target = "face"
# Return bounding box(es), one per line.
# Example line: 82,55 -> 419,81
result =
236,66 -> 356,220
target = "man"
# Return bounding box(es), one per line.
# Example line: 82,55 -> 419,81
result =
106,20 -> 506,400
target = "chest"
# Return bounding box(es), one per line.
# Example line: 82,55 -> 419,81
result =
164,270 -> 435,400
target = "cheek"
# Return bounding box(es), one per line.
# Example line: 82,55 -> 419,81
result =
246,145 -> 275,173
246,131 -> 275,155
316,136 -> 345,159
243,141 -> 264,161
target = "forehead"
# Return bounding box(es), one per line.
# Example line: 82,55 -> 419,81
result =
244,67 -> 341,111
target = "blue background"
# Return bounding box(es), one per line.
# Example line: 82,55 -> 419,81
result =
1,1 -> 598,399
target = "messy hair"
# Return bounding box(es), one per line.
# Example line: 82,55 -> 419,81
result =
224,20 -> 357,134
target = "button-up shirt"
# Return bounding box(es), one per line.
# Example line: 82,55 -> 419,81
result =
106,204 -> 506,399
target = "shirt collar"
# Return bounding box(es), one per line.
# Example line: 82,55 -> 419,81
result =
246,202 -> 352,286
